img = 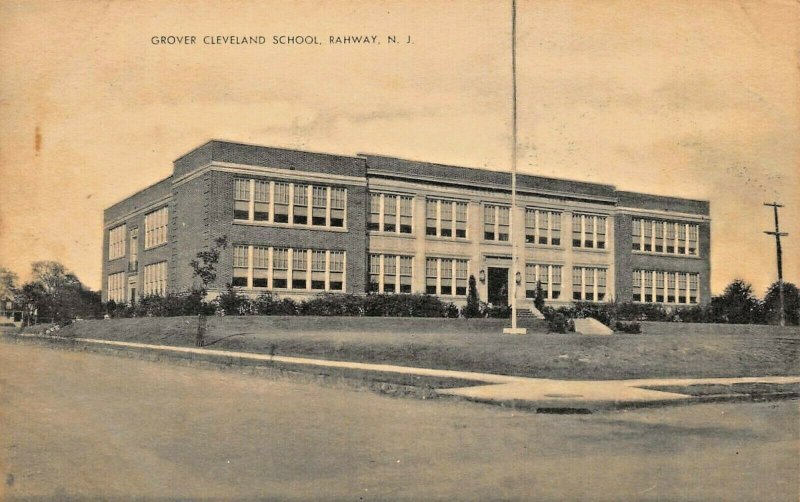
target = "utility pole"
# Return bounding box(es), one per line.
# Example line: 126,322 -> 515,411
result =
764,202 -> 788,326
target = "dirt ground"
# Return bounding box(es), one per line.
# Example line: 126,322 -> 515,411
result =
1,342 -> 798,501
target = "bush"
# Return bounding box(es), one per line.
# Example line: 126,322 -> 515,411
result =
547,313 -> 572,333
614,321 -> 641,334
481,302 -> 511,319
299,294 -> 363,316
252,293 -> 298,316
461,275 -> 483,318
363,293 -> 458,318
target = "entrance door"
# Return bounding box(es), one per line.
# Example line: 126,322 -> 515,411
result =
487,267 -> 509,305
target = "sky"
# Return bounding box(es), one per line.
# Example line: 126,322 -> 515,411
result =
1,0 -> 798,295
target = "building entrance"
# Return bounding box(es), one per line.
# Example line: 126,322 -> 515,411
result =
487,267 -> 509,306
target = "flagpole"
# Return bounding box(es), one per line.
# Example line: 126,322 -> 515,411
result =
504,0 -> 526,334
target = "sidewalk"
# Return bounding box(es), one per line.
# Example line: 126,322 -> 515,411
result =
8,332 -> 800,411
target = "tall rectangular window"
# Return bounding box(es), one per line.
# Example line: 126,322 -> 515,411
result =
253,246 -> 269,287
369,254 -> 381,292
311,250 -> 326,290
688,225 -> 698,256
655,270 -> 665,303
440,201 -> 453,237
329,251 -> 345,290
689,273 -> 699,303
643,270 -> 653,302
383,194 -> 397,233
440,258 -> 453,296
108,224 -> 126,260
572,267 -> 583,301
272,248 -> 288,288
666,222 -> 676,253
632,218 -> 642,251
330,188 -> 346,228
400,256 -> 413,293
677,224 -> 687,254
292,249 -> 307,289
399,196 -> 413,234
426,258 -> 438,294
643,220 -> 653,252
678,273 -> 688,304
632,270 -> 642,302
107,272 -> 126,303
144,207 -> 168,249
552,266 -> 562,299
311,186 -> 327,226
293,184 -> 309,225
232,245 -> 249,287
455,202 -> 468,238
143,261 -> 167,296
273,183 -> 290,223
234,179 -> 251,220
654,221 -> 664,253
369,193 -> 381,231
667,272 -> 677,303
254,181 -> 270,221
128,228 -> 138,272
383,255 -> 397,293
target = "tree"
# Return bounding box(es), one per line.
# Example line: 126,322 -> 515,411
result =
0,266 -> 18,301
462,274 -> 482,318
763,281 -> 800,326
711,279 -> 763,324
19,261 -> 98,324
189,236 -> 229,291
533,280 -> 546,312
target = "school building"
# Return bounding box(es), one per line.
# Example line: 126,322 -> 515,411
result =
102,140 -> 711,311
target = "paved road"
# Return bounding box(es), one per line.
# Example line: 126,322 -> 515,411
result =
1,343 -> 798,501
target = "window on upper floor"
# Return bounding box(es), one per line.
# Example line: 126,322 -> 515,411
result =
483,204 -> 509,242
525,209 -> 562,246
368,192 -> 413,235
425,198 -> 467,239
571,214 -> 606,250
108,224 -> 126,260
235,178 -> 346,229
144,207 -> 168,249
632,218 -> 699,257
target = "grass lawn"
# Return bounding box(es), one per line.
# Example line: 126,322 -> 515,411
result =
52,316 -> 800,380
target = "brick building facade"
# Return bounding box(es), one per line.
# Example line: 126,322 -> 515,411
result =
102,140 -> 711,308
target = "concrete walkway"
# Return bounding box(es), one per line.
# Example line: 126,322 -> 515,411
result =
9,333 -> 800,410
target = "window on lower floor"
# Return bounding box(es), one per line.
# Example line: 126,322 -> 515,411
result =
632,270 -> 700,304
143,261 -> 167,296
107,272 -> 126,302
572,267 -> 607,302
425,257 -> 468,296
232,245 -> 345,291
370,254 -> 413,293
525,263 -> 562,300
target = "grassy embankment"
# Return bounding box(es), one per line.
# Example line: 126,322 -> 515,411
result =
45,316 -> 800,380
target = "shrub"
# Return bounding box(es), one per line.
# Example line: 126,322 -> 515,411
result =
215,285 -> 248,315
299,294 -> 363,316
363,293 -> 457,318
461,275 -> 483,318
548,313 -> 571,333
252,293 -> 298,316
614,321 -> 641,334
482,302 -> 511,319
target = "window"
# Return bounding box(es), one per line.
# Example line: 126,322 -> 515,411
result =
329,251 -> 345,290
272,248 -> 288,288
143,261 -> 167,296
424,198 -> 466,239
107,272 -> 126,302
425,257 -> 469,296
292,249 -> 307,289
233,246 -> 345,292
633,270 -> 700,304
572,267 -> 607,302
108,225 -> 126,260
144,207 -> 168,249
311,250 -> 327,290
274,183 -> 290,223
330,188 -> 346,228
293,184 -> 308,225
484,204 -> 509,241
572,214 -> 607,249
311,186 -> 327,226
632,218 -> 700,257
525,264 -> 563,300
253,246 -> 269,287
234,179 -> 250,220
370,192 -> 413,234
370,254 -> 413,294
128,228 -> 138,272
232,245 -> 249,287
525,209 -> 562,246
